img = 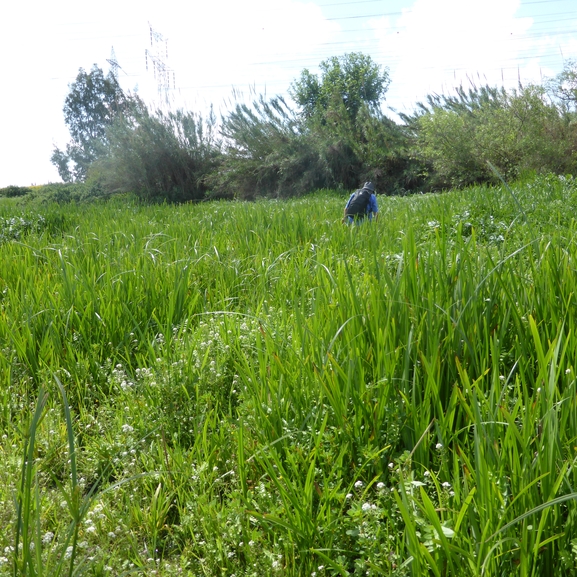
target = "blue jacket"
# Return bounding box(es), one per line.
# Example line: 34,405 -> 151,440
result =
344,191 -> 378,223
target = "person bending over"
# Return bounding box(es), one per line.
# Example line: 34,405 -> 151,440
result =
343,181 -> 378,224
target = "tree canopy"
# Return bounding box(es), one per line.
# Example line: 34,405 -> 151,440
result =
547,59 -> 577,111
290,52 -> 390,124
51,65 -> 129,182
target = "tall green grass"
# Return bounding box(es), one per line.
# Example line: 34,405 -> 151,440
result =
1,175 -> 577,575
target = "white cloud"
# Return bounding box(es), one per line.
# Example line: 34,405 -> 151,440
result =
162,0 -> 340,111
372,0 -> 537,114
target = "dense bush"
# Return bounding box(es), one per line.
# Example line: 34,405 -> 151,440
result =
408,83 -> 577,189
17,182 -> 110,205
93,97 -> 221,202
0,211 -> 71,244
0,185 -> 32,198
207,96 -> 331,199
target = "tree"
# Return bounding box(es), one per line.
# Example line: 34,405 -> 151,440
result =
287,53 -> 397,191
546,59 -> 577,111
290,52 -> 390,125
51,65 -> 129,182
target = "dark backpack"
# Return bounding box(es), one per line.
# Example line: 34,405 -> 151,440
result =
345,188 -> 372,217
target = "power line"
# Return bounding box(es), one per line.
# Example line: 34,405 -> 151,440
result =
326,9 -> 577,23
327,10 -> 404,21
43,3 -> 577,103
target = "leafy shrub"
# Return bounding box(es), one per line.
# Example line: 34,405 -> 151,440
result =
0,185 -> 32,198
20,182 -> 110,205
408,84 -> 577,189
207,96 -> 331,199
344,106 -> 426,195
94,97 -> 221,202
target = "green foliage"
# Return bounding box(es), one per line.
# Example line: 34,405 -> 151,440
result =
51,65 -> 130,182
48,54 -> 577,202
546,59 -> 577,110
208,95 -> 330,199
0,185 -> 31,198
0,209 -> 71,245
284,52 -> 411,194
94,97 -> 221,202
409,84 -> 577,188
211,80 -> 417,199
348,107 -> 425,194
0,214 -> 46,244
18,182 -> 110,205
291,52 -> 390,124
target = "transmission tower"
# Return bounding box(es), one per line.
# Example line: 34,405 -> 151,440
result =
107,46 -> 120,82
145,23 -> 176,103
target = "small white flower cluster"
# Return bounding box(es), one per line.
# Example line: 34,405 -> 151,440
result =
111,363 -> 134,391
271,553 -> 283,571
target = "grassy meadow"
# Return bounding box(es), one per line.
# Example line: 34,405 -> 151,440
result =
2,174 -> 577,576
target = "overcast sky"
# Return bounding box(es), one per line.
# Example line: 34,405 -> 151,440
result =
1,0 -> 576,187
